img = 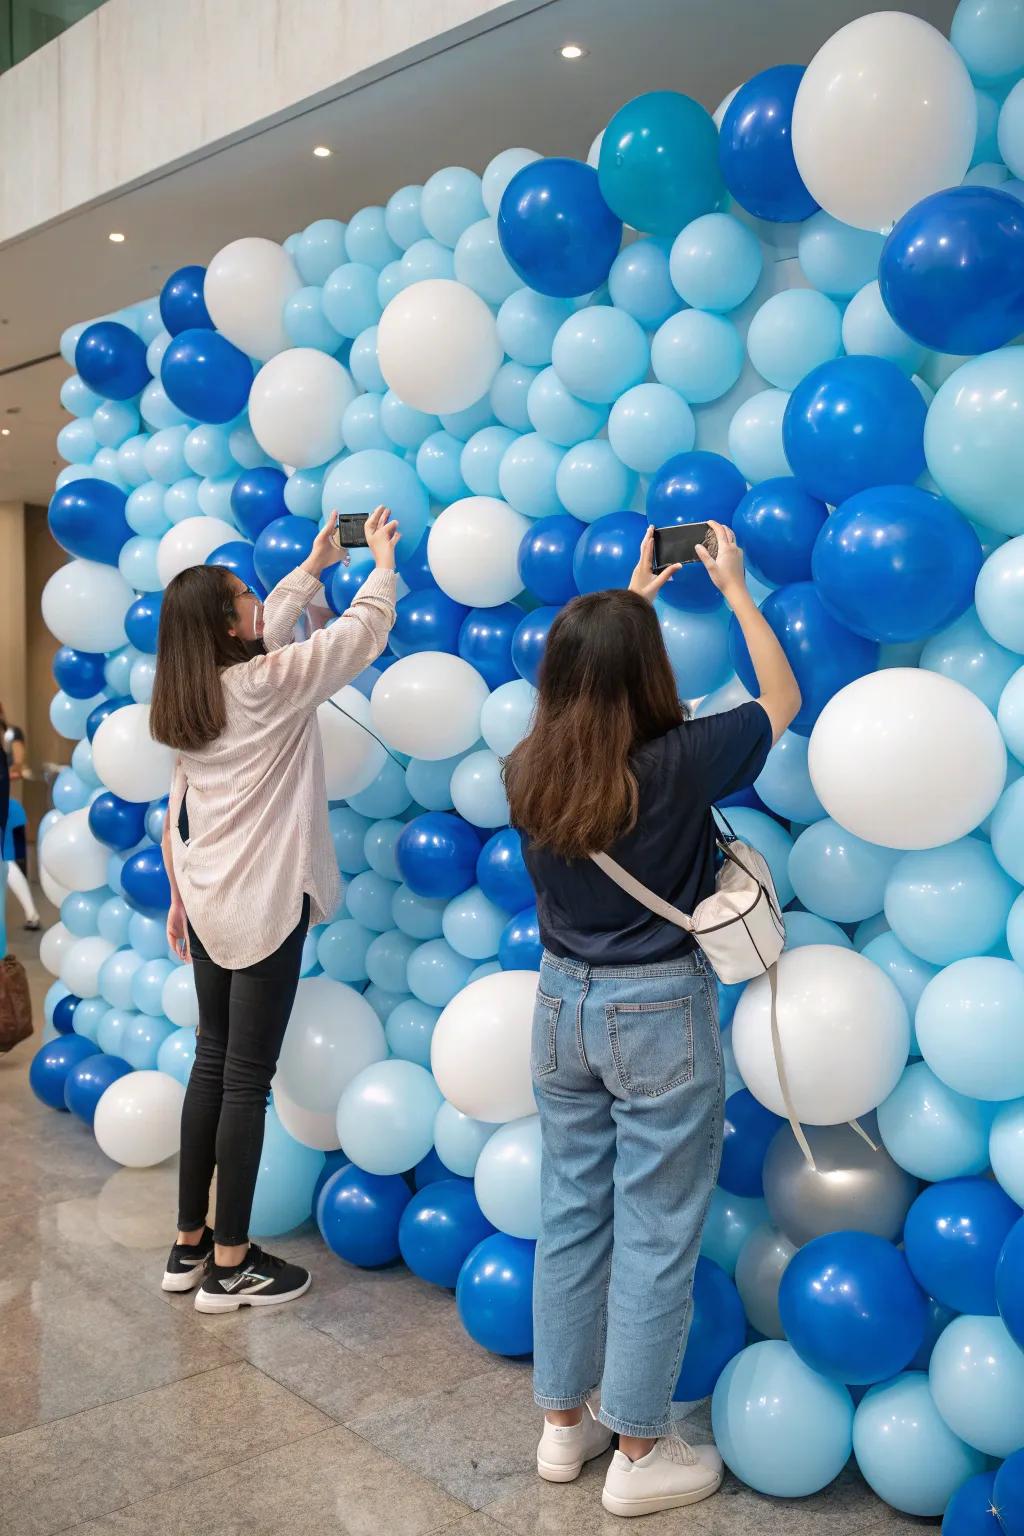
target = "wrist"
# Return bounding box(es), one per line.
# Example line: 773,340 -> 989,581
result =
723,581 -> 754,611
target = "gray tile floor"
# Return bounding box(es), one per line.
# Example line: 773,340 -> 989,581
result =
0,891 -> 926,1535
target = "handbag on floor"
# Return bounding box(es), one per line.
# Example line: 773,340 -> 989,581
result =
0,952 -> 32,1053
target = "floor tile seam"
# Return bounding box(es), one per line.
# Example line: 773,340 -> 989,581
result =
0,1357 -> 238,1447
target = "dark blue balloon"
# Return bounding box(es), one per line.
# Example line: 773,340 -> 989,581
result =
499,905 -> 542,970
779,1231 -> 927,1384
994,1447 -> 1024,1536
477,828 -> 535,913
89,790 -> 148,852
205,538 -> 267,600
457,1232 -> 535,1356
124,592 -> 162,654
29,1035 -> 99,1111
159,265 -> 213,336
52,993 -> 81,1035
397,527 -> 436,592
674,1256 -> 747,1401
75,321 -> 150,401
511,605 -> 559,686
316,1164 -> 411,1268
48,479 -> 132,566
413,1148 -> 451,1190
161,328 -> 252,424
458,603 -> 523,688
730,582 -> 878,736
230,467 -> 288,542
396,812 -> 482,899
783,355 -> 927,507
64,1053 -> 132,1125
812,485 -> 983,644
312,1151 -> 351,1216
573,511 -> 647,596
329,550 -> 375,614
942,1470 -> 1001,1536
732,477 -> 827,588
518,514 -> 585,605
719,64 -> 818,223
121,844 -> 172,915
253,514 -> 317,592
85,694 -> 132,743
391,587 -> 469,659
647,452 -> 747,612
53,646 -> 106,700
997,1216 -> 1024,1353
498,157 -> 622,299
399,1177 -> 496,1288
904,1177 -> 1021,1316
719,1089 -> 784,1198
880,186 -> 1024,355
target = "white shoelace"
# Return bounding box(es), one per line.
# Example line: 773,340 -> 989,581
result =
657,1436 -> 700,1467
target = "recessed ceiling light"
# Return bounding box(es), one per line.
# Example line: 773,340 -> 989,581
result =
559,43 -> 587,59
313,145 -> 332,158
108,231 -> 125,243
1,428 -> 11,436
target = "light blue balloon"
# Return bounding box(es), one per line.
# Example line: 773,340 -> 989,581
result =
385,998 -> 441,1067
322,449 -> 428,553
284,463 -> 330,519
407,938 -> 475,1007
439,394 -> 496,442
379,389 -> 438,451
853,912 -> 890,951
61,373 -> 104,416
349,326 -> 387,393
421,166 -> 485,248
842,280 -> 928,375
296,218 -> 348,285
990,775 -> 1024,883
50,690 -> 102,742
140,380 -> 189,432
434,1100 -> 496,1177
365,929 -> 418,993
117,434 -> 153,489
91,449 -> 129,490
348,757 -> 413,820
341,394 -> 391,455
377,260 -> 405,307
58,418 -> 98,464
498,433 -> 564,519
607,383 -> 695,476
104,646 -> 139,695
854,1371 -> 988,1517
480,679 -> 536,756
336,1059 -> 442,1175
362,820 -> 404,882
526,366 -> 608,447
442,884 -> 507,960
746,289 -> 843,391
228,419 -> 270,470
99,946 -> 144,1009
798,212 -> 886,299
417,430 -> 468,503
93,399 -> 142,449
97,1006 -> 139,1057
469,960 -> 502,983
754,732 -> 825,822
61,888 -> 105,938
157,1025 -> 196,1085
461,426 -> 518,497
926,351 -> 1024,538
146,329 -> 171,377
998,663 -> 1024,762
491,361 -> 541,432
474,1114 -> 541,1238
345,205 -> 401,270
44,981 -> 71,1027
990,1096 -> 1024,1205
916,956 -> 1024,1100
862,934 -> 937,1054
651,309 -> 743,404
401,238 -> 456,287
250,1104 -> 325,1237
392,883 -> 448,940
119,535 -> 161,593
143,426 -> 190,486
70,738 -> 101,789
129,911 -> 170,961
998,79 -> 1024,170
952,1 -> 1024,84
885,838 -> 1018,965
97,895 -> 133,947
920,607 -> 1020,710
362,983 -> 409,1023
165,475 -> 204,524
53,768 -> 92,814
317,918 -> 373,983
145,799 -> 167,845
131,958 -> 175,1017
106,852 -> 127,898
322,263 -> 382,339
497,289 -> 575,367
700,1187 -> 769,1276
385,185 -> 427,251
551,307 -> 649,406
130,656 -> 156,705
657,603 -> 734,700
72,995 -> 108,1043
125,482 -> 169,538
454,217 -> 520,305
555,440 -> 636,524
784,911 -> 852,950
608,237 -> 681,328
283,286 -> 342,352
721,806 -> 795,907
669,213 -> 762,313
121,1012 -> 175,1070
450,749 -> 508,828
300,926 -> 323,978
931,1314 -> 1024,1460
197,474 -> 237,524
788,819 -> 900,923
329,807 -> 373,874
728,389 -> 791,483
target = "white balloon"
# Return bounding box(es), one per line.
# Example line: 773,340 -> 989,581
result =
377,279 -> 502,414
792,13 -> 976,231
275,974 -> 387,1116
249,349 -> 356,470
272,1080 -> 342,1151
157,516 -> 239,588
317,685 -> 387,798
474,1113 -> 542,1238
370,651 -> 489,761
428,495 -> 530,607
587,130 -> 604,169
41,559 -> 134,652
59,935 -> 117,999
733,945 -> 910,1125
483,147 -> 542,217
431,968 -> 540,1122
714,86 -> 740,130
94,1070 -> 185,1168
39,920 -> 74,977
162,964 -> 199,1029
40,807 -> 109,891
204,237 -> 301,361
92,703 -> 175,804
39,867 -> 72,909
809,669 -> 1006,849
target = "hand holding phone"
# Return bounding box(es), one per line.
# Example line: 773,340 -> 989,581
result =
331,514 -> 370,549
651,522 -> 718,572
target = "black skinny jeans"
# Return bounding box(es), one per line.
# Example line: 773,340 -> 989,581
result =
177,896 -> 309,1245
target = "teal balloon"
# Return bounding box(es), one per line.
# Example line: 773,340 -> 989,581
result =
651,310 -> 743,404
916,957 -> 1024,1102
385,999 -> 440,1067
336,1059 -> 443,1176
920,608 -> 1020,710
853,1371 -> 988,1517
878,1061 -> 998,1181
599,91 -> 723,236
884,839 -> 1018,966
250,1104 -> 325,1237
788,819 -> 900,923
930,1314 -> 1024,1459
365,929 -> 418,993
700,1187 -> 768,1276
551,307 -> 648,406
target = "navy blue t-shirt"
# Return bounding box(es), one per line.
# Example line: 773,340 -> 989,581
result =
523,701 -> 772,966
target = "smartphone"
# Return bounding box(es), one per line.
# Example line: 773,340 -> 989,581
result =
331,514 -> 369,549
651,522 -> 718,573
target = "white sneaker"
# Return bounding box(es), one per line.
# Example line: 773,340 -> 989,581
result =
602,1435 -> 723,1517
537,1401 -> 614,1483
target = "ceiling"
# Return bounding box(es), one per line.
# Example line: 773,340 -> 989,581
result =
0,0 -> 956,505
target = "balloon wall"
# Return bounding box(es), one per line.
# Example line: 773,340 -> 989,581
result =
33,2 -> 1024,1521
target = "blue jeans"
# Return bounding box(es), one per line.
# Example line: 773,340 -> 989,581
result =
532,949 -> 724,1439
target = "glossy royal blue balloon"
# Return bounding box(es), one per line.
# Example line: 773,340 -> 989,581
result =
75,321 -> 150,400
161,328 -> 253,424
457,603 -> 523,688
396,813 -> 483,899
941,1470 -> 1001,1536
456,1232 -> 535,1356
53,646 -> 107,700
88,791 -> 148,851
719,65 -> 819,223
732,478 -> 827,587
316,1164 -> 411,1268
48,479 -> 132,566
64,1052 -> 132,1125
674,1256 -> 747,1401
903,1177 -> 1022,1316
253,515 -> 318,592
997,1216 -> 1024,1353
85,694 -> 132,743
398,1177 -> 496,1288
518,514 -> 584,604
124,592 -> 162,654
29,1035 -> 99,1111
719,1090 -> 785,1198
511,606 -> 560,686
206,539 -> 268,600
51,993 -> 80,1035
476,827 -> 535,913
230,467 -> 288,542
499,905 -> 542,969
994,1450 -> 1024,1536
159,265 -> 213,336
646,451 -> 747,612
391,587 -> 469,659
573,511 -> 648,595
497,158 -> 622,299
121,845 -> 172,914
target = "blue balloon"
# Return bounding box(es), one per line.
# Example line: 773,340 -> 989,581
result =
311,1150 -> 351,1215
29,1035 -> 98,1111
476,828 -> 534,913
497,158 -> 621,299
48,479 -> 131,565
997,1216 -> 1024,1352
783,356 -> 927,506
510,604 -> 559,689
157,1026 -> 197,1085
853,1371 -> 988,1518
942,1470 -> 1001,1536
730,583 -> 879,736
884,838 -> 1018,967
498,432 -> 563,519
386,998 -> 440,1065
249,1106 -> 325,1238
120,1012 -> 175,1070
124,592 -> 162,654
414,1146 -> 451,1189
51,993 -> 80,1035
719,65 -> 818,222
551,306 -> 648,406
498,905 -> 541,970
75,321 -> 150,400
720,1089 -> 784,1197
390,587 -> 469,659
322,263 -> 382,338
53,646 -> 107,700
399,1177 -> 496,1288
323,449 -> 430,556
517,514 -> 583,605
904,1177 -> 1021,1316
397,813 -> 482,899
206,539 -> 267,600
674,1255 -> 747,1401
457,603 -> 523,689
732,478 -> 827,588
599,91 -> 723,237
159,265 -> 212,335
646,451 -> 747,613
85,694 -> 132,743
88,791 -> 148,852
608,238 -> 681,329
572,510 -> 647,595
788,819 -> 900,924
121,845 -> 171,914
880,186 -> 1024,355
253,515 -> 320,592
317,1163 -> 411,1267
461,425 -> 518,498
417,430 -> 469,504
456,1232 -> 535,1356
64,1052 -> 132,1124
230,466 -> 287,541
995,1449 -> 1024,1536
161,329 -> 252,424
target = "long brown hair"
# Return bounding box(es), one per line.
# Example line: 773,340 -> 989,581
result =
150,565 -> 261,752
504,589 -> 684,859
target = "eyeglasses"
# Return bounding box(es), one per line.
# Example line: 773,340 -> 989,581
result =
235,585 -> 259,600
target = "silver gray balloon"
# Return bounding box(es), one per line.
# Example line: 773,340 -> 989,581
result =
734,1222 -> 796,1339
762,1115 -> 918,1248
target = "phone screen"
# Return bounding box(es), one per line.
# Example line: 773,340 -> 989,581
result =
333,514 -> 369,549
651,522 -> 716,573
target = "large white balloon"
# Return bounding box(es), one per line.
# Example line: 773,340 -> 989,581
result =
792,13 -> 976,231
249,349 -> 356,469
40,807 -> 109,891
39,866 -> 72,909
377,279 -> 502,413
157,516 -> 239,588
41,559 -> 134,652
808,670 -> 1006,850
39,920 -> 73,977
59,936 -> 117,999
733,945 -> 910,1126
431,968 -> 540,1123
428,495 -> 530,607
317,685 -> 387,798
203,237 -> 301,361
275,975 -> 387,1116
92,703 -> 175,804
94,1070 -> 185,1168
370,651 -> 489,760
272,1080 -> 342,1152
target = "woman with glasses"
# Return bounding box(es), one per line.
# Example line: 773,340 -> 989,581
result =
150,506 -> 398,1312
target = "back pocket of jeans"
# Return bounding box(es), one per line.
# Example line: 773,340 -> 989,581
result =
606,996 -> 694,1097
531,991 -> 561,1078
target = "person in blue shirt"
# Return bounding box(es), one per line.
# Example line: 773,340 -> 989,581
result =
3,800 -> 39,930
505,521 -> 800,1519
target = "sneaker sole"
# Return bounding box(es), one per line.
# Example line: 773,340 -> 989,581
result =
601,1470 -> 723,1518
161,1265 -> 208,1293
193,1274 -> 311,1313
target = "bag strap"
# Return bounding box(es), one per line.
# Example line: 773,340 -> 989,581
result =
589,851 -> 694,931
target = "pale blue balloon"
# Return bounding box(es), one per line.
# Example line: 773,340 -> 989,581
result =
998,664 -> 1024,762
72,995 -> 107,1043
285,463 -> 330,519
497,289 -> 575,367
401,238 -> 456,287
862,934 -> 937,1054
347,757 -> 413,819
341,394 -> 391,455
439,394 -> 496,442
991,775 -> 1024,882
165,476 -> 203,524
104,646 -> 139,695
784,911 -> 851,950
482,148 -> 540,217
129,911 -> 171,961
657,605 -> 734,700
990,1096 -> 1024,1205
721,806 -> 795,907
377,260 -> 405,307
53,768 -> 92,814
555,440 -> 637,524
469,960 -> 502,982
651,310 -> 743,404
54,464 -> 92,491
885,837 -> 1018,965
451,749 -> 508,828
60,321 -> 88,366
117,434 -> 153,489
417,430 -> 468,503
421,166 -> 485,248
197,474 -> 237,524
407,938 -> 475,1007
365,929 -> 418,993
931,1315 -> 1024,1459
140,380 -> 189,432
336,1059 -> 443,1175
551,307 -> 649,406
669,213 -> 762,313
362,983 -> 409,1023
70,738 -> 101,789
491,361 -> 541,432
345,205 -> 401,269
92,449 -> 130,490
50,690 -> 101,742
125,482 -> 169,538
99,947 -> 144,1008
480,679 -> 537,756
1008,888 -> 1024,968
322,263 -> 381,339
842,280 -> 928,375
97,1006 -> 139,1057
392,883 -> 448,940
157,1025 -> 196,1084
322,450 -> 428,554
854,1371 -> 987,1517
385,998 -> 440,1067
797,212 -> 886,299
607,384 -> 695,476
454,217 -> 520,305
143,426 -> 190,486
61,373 -> 103,416
93,399 -> 142,449
43,980 -> 70,1027
349,326 -> 386,393
927,354 -> 1024,539
131,958 -> 175,1017
250,1104 -> 325,1237
916,956 -> 1024,1100
379,389 -> 438,451
700,1187 -> 768,1275
998,79 -> 1024,171
146,329 -> 171,377
329,807 -> 373,874
58,419 -> 98,464
300,926 -> 323,978
788,819 -> 900,923
497,433 -> 563,519
474,1114 -> 541,1238
920,608 -> 1020,710
317,918 -> 373,983
728,389 -> 791,483
754,732 -> 825,823
121,1012 -> 175,1069
853,913 -> 890,950
952,0 -> 1024,83
442,884 -> 507,960
61,888 -> 105,938
461,426 -> 518,497
608,237 -> 681,328
434,1100 -> 496,1177
97,895 -> 133,947
526,366 -> 608,447
364,819 -> 404,881
284,286 -> 343,352
119,535 -> 161,593
228,420 -> 270,470
385,185 -> 427,251
296,218 -> 348,285
746,289 -> 843,391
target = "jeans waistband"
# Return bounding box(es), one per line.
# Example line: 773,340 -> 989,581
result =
541,949 -> 705,981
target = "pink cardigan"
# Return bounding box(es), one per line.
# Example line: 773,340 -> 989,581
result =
168,566 -> 396,968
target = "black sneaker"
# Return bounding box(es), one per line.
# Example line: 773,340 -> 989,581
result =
23,918 -> 40,931
162,1226 -> 214,1292
194,1244 -> 311,1314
